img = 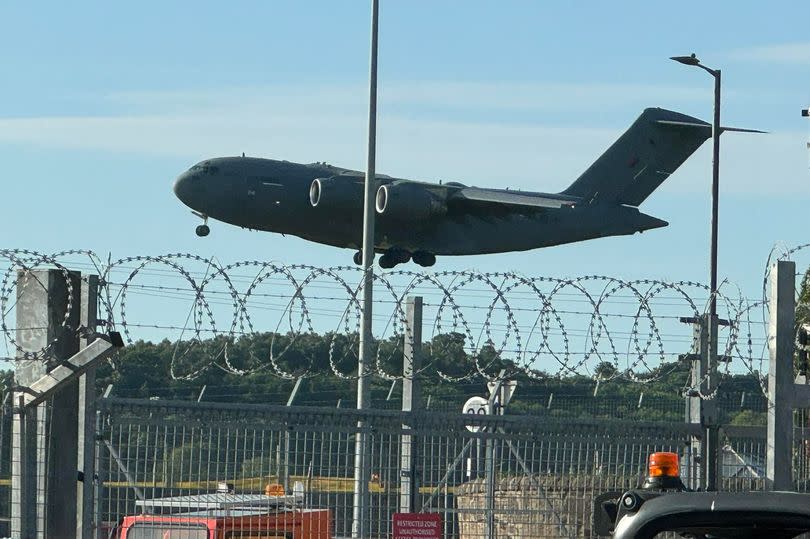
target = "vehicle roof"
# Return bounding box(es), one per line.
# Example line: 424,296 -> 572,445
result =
613,491 -> 810,539
122,508 -> 329,528
134,492 -> 300,512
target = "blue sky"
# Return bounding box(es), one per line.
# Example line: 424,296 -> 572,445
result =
1,1 -> 808,359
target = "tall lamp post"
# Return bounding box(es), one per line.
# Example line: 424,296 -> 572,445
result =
353,0 -> 379,537
671,53 -> 721,323
671,53 -> 722,491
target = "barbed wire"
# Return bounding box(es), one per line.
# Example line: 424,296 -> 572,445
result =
0,248 -> 803,396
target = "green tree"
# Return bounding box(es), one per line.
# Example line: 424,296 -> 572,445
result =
795,266 -> 810,373
798,266 -> 810,328
728,409 -> 767,426
0,369 -> 12,403
594,361 -> 618,380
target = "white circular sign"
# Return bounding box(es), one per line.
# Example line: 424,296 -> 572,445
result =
463,396 -> 489,432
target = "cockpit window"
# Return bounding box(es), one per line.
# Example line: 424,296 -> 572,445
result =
189,163 -> 219,175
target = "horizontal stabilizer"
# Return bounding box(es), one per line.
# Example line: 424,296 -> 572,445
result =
656,119 -> 766,134
720,126 -> 767,134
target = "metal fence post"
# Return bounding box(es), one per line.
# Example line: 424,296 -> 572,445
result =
684,318 -> 707,490
399,296 -> 422,513
93,408 -> 104,539
767,260 -> 795,490
282,377 -> 304,494
705,312 -> 721,491
79,275 -> 98,539
12,269 -> 81,538
95,384 -> 112,538
484,375 -> 505,539
682,315 -> 720,491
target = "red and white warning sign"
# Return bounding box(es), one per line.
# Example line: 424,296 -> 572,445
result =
393,512 -> 442,539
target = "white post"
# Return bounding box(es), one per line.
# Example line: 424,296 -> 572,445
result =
766,260 -> 795,490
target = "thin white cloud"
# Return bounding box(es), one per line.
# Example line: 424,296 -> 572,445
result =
105,81 -> 711,115
0,83 -> 805,196
731,42 -> 810,64
383,81 -> 712,111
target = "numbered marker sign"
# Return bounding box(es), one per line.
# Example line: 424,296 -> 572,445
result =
463,396 -> 489,432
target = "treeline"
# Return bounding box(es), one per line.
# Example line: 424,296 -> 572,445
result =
1,331 -> 768,424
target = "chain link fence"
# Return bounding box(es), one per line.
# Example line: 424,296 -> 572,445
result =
0,398 -> 10,538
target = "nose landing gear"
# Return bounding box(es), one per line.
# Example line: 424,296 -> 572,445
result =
193,212 -> 210,237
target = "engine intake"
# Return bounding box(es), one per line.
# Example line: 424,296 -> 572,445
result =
309,177 -> 363,210
375,183 -> 446,221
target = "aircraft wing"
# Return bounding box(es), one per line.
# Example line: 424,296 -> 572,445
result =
450,187 -> 577,209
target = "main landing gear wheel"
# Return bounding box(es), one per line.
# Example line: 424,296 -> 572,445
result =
379,249 -> 411,269
195,224 -> 210,237
353,251 -> 363,265
412,252 -> 436,267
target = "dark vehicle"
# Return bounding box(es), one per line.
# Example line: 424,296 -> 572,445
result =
594,452 -> 810,538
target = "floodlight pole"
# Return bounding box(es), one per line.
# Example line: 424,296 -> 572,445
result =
705,64 -> 722,493
671,53 -> 722,491
353,0 -> 378,537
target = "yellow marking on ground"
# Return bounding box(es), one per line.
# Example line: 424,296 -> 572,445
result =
86,475 -> 454,494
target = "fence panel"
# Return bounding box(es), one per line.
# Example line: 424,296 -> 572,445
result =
0,399 -> 10,538
96,398 -> 701,538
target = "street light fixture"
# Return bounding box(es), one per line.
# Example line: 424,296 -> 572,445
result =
670,54 -> 701,66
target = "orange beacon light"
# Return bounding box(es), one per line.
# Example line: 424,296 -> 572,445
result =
642,452 -> 686,491
648,452 -> 679,477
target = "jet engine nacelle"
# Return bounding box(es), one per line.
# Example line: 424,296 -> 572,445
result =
375,183 -> 446,221
309,177 -> 363,210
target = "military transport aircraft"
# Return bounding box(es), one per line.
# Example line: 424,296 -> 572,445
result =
173,107 -> 712,269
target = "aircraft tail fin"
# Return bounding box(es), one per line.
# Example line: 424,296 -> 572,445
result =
562,108 -> 711,206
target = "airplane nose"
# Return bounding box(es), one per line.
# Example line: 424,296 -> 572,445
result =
173,171 -> 195,207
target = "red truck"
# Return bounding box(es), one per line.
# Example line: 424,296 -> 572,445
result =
109,487 -> 332,539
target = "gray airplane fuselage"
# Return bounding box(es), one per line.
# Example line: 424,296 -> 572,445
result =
173,157 -> 663,256
173,108 -> 712,265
